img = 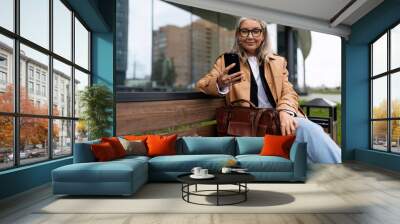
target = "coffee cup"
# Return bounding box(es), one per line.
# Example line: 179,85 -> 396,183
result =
191,167 -> 202,176
199,169 -> 208,176
221,167 -> 232,174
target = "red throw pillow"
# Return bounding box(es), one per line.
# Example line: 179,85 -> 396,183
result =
259,135 -> 296,159
101,137 -> 126,158
146,134 -> 177,157
91,142 -> 117,161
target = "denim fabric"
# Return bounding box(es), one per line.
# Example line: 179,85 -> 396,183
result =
295,117 -> 341,163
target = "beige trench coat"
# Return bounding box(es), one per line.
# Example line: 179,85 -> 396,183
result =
196,54 -> 305,117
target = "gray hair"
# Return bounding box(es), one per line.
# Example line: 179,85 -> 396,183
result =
231,17 -> 274,64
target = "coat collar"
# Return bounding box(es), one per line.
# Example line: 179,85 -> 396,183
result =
267,54 -> 279,60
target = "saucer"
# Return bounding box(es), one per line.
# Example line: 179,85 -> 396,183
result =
190,174 -> 215,179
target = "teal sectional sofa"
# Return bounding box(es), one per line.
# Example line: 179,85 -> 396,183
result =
52,137 -> 307,196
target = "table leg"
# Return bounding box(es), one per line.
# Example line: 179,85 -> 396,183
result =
245,183 -> 247,201
217,184 -> 219,206
195,184 -> 197,192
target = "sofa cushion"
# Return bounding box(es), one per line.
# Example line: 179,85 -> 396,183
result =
73,140 -> 100,163
179,137 -> 235,155
53,158 -> 147,183
236,155 -> 293,172
235,137 -> 263,155
148,154 -> 235,172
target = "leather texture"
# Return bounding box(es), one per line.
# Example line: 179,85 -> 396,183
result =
216,99 -> 281,136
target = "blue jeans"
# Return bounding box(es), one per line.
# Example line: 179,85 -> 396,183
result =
295,117 -> 342,163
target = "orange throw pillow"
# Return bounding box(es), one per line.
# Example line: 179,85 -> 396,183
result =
146,134 -> 177,157
259,135 -> 296,159
91,142 -> 117,161
101,137 -> 126,158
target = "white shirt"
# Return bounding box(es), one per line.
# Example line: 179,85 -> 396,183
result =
217,56 -> 273,109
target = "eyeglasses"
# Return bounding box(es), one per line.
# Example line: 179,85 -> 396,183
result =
239,28 -> 263,38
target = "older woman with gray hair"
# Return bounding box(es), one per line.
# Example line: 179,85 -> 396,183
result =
197,17 -> 341,163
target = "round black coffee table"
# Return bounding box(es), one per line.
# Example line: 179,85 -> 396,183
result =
177,173 -> 255,206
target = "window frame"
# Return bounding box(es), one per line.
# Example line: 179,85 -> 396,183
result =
0,0 -> 92,171
370,19 -> 400,154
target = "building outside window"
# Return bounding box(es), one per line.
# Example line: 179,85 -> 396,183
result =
371,23 -> 400,154
28,81 -> 34,94
0,0 -> 91,170
28,67 -> 34,80
0,71 -> 6,83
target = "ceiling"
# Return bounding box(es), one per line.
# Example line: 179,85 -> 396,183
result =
165,0 -> 384,38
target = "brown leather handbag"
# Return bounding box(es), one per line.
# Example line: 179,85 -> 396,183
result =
216,99 -> 281,137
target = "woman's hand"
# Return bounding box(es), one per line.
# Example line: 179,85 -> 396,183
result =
279,111 -> 297,136
217,63 -> 243,89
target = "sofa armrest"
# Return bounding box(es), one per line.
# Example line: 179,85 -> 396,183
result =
289,142 -> 307,181
73,140 -> 100,163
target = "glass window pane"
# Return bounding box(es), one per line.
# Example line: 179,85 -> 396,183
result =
53,0 -> 72,60
115,0 -> 129,86
0,34 -> 14,112
218,13 -> 237,54
75,18 -> 89,70
20,117 -> 49,165
123,0 -> 152,91
391,120 -> 400,153
372,76 -> 387,119
191,9 -> 219,91
75,120 -> 88,143
372,33 -> 387,76
372,121 -> 388,151
391,24 -> 400,70
0,116 -> 14,170
53,119 -> 72,157
53,59 -> 72,117
74,69 -> 89,118
0,0 -> 14,31
20,44 -> 49,115
20,0 -> 49,49
151,0 -> 191,91
391,72 -> 400,118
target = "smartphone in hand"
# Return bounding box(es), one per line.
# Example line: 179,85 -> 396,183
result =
224,53 -> 240,75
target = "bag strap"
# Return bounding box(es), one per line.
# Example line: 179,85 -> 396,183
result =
252,109 -> 266,136
229,99 -> 257,109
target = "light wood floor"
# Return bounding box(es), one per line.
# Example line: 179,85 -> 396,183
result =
1,162 -> 400,224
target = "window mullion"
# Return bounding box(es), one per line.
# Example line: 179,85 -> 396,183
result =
14,0 -> 21,166
49,0 -> 54,160
388,30 -> 391,152
71,10 -> 76,154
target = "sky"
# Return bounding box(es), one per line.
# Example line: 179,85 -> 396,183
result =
305,31 -> 341,88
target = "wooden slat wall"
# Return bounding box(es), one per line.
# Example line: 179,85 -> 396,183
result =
116,98 -> 225,136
